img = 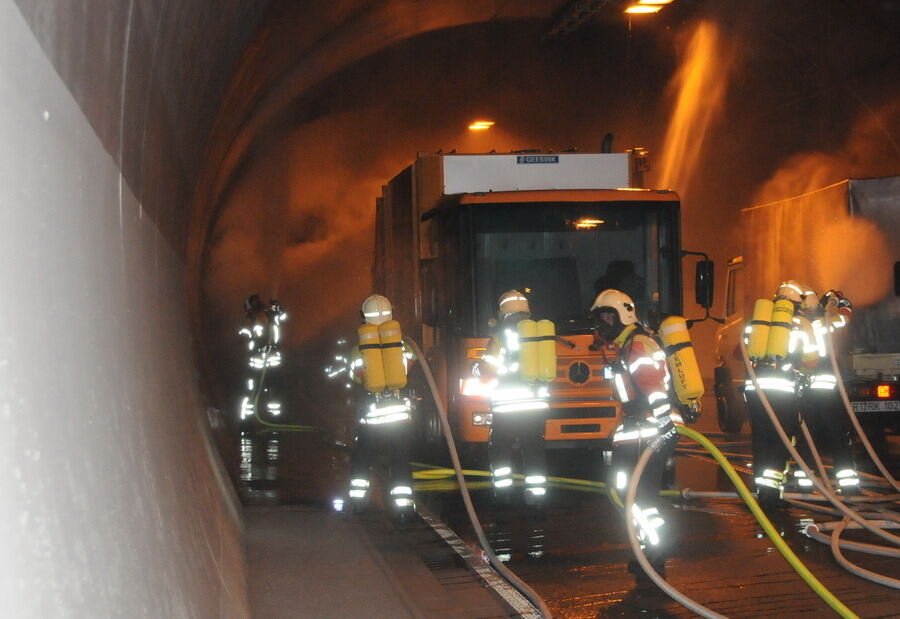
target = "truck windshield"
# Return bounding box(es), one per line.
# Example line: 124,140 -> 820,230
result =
468,201 -> 680,336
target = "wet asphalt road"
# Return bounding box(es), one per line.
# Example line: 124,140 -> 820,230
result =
236,414 -> 900,618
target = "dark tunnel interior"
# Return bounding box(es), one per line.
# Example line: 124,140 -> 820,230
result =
2,0 -> 899,614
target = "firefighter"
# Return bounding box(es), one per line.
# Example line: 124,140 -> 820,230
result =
745,282 -> 859,501
792,289 -> 859,493
238,295 -> 287,421
346,294 -> 417,520
590,289 -> 680,577
476,290 -> 552,504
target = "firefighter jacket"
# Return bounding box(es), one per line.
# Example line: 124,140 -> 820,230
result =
610,324 -> 680,431
347,342 -> 415,425
477,320 -> 550,414
238,308 -> 287,370
787,310 -> 848,391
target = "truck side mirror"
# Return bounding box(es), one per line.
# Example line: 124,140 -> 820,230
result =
695,259 -> 715,308
895,261 -> 899,296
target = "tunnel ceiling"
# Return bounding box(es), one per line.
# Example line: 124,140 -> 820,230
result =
183,0 -> 899,412
189,0 -> 577,264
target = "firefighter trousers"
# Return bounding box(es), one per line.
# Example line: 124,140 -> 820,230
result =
349,420 -> 412,498
611,417 -> 677,555
745,384 -> 801,499
799,387 -> 858,484
489,410 -> 547,488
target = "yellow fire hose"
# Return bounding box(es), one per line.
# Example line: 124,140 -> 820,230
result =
670,425 -> 857,618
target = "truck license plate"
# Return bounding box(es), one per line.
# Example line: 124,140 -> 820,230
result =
851,400 -> 900,413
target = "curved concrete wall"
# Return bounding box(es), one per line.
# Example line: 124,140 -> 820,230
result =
0,1 -> 266,616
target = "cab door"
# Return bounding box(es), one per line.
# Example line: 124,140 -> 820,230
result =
714,257 -> 747,433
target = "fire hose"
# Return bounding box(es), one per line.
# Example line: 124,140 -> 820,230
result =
740,334 -> 900,592
623,423 -> 858,619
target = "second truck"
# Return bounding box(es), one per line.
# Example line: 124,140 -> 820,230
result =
714,175 -> 900,438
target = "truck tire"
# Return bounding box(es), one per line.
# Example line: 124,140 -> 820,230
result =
715,365 -> 745,434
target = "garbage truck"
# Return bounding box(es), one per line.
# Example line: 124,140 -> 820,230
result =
373,149 -> 714,458
714,175 -> 900,437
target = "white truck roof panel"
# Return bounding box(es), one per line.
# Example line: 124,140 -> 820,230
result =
441,153 -> 630,194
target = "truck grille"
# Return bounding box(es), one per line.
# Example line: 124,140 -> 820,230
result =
547,406 -> 616,419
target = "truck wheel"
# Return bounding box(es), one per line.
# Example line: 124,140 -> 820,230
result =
715,366 -> 745,434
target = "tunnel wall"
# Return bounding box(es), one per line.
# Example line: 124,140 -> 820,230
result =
0,1 -> 265,616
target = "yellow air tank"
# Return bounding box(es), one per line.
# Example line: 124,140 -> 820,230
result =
378,320 -> 407,390
747,298 -> 774,360
358,323 -> 385,393
537,319 -> 557,383
766,298 -> 795,360
659,316 -> 704,404
517,319 -> 539,383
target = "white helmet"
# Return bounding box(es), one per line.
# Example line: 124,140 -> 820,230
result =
800,286 -> 819,310
498,290 -> 530,318
362,294 -> 392,325
590,289 -> 638,326
776,280 -> 816,306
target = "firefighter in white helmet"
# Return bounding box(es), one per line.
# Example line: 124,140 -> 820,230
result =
744,281 -> 858,503
591,289 -> 679,579
346,294 -> 417,521
476,290 -> 551,504
237,295 -> 288,422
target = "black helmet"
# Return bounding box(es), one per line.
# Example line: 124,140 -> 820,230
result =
244,294 -> 262,314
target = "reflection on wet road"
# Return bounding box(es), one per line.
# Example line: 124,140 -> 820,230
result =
237,427 -> 900,617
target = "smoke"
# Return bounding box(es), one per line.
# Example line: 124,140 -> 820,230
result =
753,100 -> 900,206
657,21 -> 735,194
812,217 -> 892,307
751,99 -> 900,306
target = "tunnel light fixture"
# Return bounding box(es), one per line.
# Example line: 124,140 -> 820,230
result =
638,0 -> 674,4
625,4 -> 663,13
468,120 -> 495,131
573,217 -> 605,230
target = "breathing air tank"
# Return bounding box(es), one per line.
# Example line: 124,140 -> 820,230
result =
766,298 -> 795,360
659,316 -> 704,404
379,320 -> 407,390
358,323 -> 386,393
747,298 -> 774,360
517,319 -> 539,382
537,319 -> 557,382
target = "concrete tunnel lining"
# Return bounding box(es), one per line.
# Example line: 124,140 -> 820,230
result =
1,0 -> 268,615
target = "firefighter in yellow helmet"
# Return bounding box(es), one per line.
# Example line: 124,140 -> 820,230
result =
476,290 -> 551,504
591,288 -> 679,579
346,294 -> 417,521
744,281 -> 859,504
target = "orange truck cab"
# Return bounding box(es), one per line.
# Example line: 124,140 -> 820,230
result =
373,150 -> 712,457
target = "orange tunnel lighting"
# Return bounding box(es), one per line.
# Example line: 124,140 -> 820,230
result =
625,5 -> 663,13
639,0 -> 675,5
468,120 -> 495,131
574,217 -> 605,230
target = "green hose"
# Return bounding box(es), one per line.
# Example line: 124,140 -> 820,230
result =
249,349 -> 321,433
676,425 -> 858,619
